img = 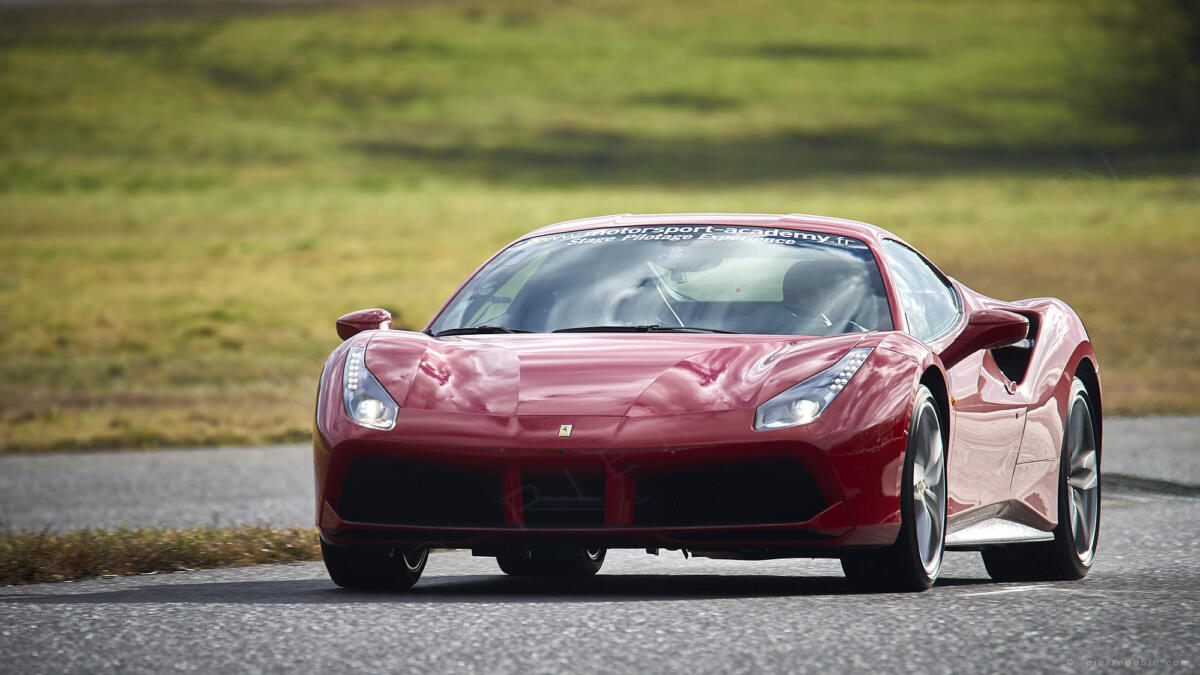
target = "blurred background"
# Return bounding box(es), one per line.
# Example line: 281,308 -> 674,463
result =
0,0 -> 1196,453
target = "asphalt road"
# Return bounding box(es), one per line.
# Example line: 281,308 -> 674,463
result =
0,445 -> 313,532
1,489 -> 1197,674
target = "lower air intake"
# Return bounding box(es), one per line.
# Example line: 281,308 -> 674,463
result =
338,459 -> 505,527
634,460 -> 824,526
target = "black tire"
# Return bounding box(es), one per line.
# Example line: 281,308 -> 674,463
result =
321,540 -> 428,590
983,377 -> 1100,582
496,547 -> 606,577
842,385 -> 946,592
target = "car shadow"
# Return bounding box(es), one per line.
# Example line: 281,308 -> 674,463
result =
0,573 -> 993,606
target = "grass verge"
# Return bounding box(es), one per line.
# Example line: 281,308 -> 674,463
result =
0,526 -> 321,586
1,0 -> 1197,451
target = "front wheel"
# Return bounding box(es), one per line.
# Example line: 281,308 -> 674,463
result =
842,385 -> 947,592
496,547 -> 606,577
321,540 -> 428,590
982,377 -> 1100,581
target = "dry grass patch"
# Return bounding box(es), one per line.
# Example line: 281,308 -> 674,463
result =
0,526 -> 321,586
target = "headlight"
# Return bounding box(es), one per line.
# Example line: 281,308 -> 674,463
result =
754,347 -> 873,430
343,345 -> 399,430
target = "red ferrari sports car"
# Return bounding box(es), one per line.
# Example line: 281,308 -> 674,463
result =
313,213 -> 1101,592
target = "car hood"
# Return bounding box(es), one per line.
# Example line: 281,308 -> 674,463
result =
364,332 -> 866,417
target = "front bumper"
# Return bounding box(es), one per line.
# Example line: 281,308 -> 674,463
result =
314,408 -> 911,552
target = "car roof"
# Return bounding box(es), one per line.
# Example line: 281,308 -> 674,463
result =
519,213 -> 905,248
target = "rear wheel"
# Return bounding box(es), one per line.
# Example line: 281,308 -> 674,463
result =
982,377 -> 1100,581
842,385 -> 946,592
321,540 -> 428,590
496,547 -> 606,577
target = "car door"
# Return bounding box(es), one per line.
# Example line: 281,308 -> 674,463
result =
881,240 -> 1026,515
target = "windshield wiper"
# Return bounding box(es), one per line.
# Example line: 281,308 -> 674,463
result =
433,325 -> 532,337
553,324 -> 740,334
651,325 -> 741,334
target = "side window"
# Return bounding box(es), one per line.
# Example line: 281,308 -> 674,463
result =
881,240 -> 960,342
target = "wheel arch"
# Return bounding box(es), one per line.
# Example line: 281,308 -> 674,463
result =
1074,356 -> 1103,459
918,366 -> 951,447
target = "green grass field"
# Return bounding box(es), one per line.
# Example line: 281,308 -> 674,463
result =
1,0 -> 1197,452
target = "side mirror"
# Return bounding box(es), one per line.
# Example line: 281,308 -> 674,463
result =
939,309 -> 1029,370
336,308 -> 392,340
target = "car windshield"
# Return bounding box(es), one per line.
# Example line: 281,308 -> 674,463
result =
428,225 -> 893,336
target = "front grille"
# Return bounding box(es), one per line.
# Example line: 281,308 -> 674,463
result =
521,471 -> 605,527
336,458 -> 824,531
634,460 -> 824,526
338,458 -> 505,527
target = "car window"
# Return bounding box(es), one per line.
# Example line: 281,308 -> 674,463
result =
881,239 -> 960,342
465,250 -> 548,326
429,226 -> 894,336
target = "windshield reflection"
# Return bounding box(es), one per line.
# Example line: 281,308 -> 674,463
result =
429,226 -> 893,336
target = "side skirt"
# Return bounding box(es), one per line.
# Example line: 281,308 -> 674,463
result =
945,517 -> 1054,550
